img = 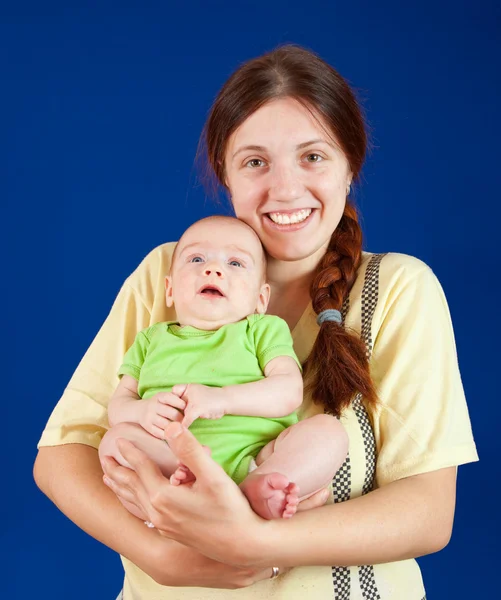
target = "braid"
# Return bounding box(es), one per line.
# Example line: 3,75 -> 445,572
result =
303,203 -> 378,416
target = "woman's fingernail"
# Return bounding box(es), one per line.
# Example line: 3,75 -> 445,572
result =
321,489 -> 329,502
166,422 -> 183,439
103,476 -> 111,487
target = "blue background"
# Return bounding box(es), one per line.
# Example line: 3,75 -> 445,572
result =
4,1 -> 500,598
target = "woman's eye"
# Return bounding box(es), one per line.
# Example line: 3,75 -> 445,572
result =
305,153 -> 323,163
245,158 -> 265,168
190,256 -> 204,263
229,260 -> 243,268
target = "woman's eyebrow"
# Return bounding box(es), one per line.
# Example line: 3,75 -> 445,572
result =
296,138 -> 333,150
232,145 -> 266,159
232,139 -> 333,159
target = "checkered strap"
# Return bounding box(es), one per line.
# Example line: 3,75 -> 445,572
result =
331,254 -> 386,599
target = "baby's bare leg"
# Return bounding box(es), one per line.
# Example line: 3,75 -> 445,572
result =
240,414 -> 348,519
99,422 -> 179,518
99,422 -> 179,475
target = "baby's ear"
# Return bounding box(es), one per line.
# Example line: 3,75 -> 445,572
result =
256,282 -> 271,314
165,276 -> 174,308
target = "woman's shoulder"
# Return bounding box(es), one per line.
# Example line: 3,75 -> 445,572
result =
119,242 -> 178,315
347,251 -> 443,330
352,251 -> 449,334
125,242 -> 178,287
359,251 -> 435,293
130,242 -> 178,275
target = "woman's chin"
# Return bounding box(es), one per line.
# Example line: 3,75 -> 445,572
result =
264,241 -> 326,264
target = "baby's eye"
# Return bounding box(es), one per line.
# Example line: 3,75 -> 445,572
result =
229,260 -> 243,268
189,256 -> 204,263
245,158 -> 266,168
305,153 -> 323,163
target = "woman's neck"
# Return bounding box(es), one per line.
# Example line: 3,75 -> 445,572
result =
265,254 -> 320,330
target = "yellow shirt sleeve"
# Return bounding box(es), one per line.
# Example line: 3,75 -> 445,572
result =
37,243 -> 176,450
370,254 -> 478,486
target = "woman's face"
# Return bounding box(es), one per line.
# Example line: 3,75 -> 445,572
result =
225,97 -> 352,263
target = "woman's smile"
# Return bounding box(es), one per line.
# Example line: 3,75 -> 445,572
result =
264,208 -> 315,231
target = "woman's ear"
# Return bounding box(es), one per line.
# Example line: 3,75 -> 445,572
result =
165,276 -> 174,308
255,282 -> 271,314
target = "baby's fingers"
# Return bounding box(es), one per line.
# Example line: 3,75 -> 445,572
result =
156,404 -> 184,422
182,407 -> 199,429
156,393 -> 186,411
172,384 -> 188,398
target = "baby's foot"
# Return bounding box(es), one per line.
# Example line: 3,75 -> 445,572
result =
240,472 -> 300,519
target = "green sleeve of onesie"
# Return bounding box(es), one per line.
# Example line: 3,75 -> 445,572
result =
117,326 -> 153,381
251,315 -> 302,372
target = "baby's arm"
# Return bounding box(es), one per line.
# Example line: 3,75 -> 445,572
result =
108,375 -> 186,439
220,356 -> 302,416
178,356 -> 302,428
108,375 -> 143,427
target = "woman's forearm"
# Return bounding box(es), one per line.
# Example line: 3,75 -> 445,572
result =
251,467 -> 456,568
33,444 -> 271,589
33,444 -> 168,582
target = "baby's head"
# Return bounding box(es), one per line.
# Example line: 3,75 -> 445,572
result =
166,216 -> 270,330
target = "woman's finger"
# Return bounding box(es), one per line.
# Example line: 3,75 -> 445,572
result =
101,455 -> 145,495
101,455 -> 153,510
163,422 -> 228,483
115,438 -> 169,498
102,471 -> 143,507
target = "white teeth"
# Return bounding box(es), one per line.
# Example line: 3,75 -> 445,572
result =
268,208 -> 312,225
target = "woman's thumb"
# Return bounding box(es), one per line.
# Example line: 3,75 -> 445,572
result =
164,422 -> 221,477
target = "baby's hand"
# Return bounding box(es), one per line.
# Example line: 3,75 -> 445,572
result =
139,392 -> 187,439
172,384 -> 227,429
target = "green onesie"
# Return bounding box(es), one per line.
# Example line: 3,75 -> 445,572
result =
118,314 -> 300,484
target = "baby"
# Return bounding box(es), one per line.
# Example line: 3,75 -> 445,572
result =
99,216 -> 348,519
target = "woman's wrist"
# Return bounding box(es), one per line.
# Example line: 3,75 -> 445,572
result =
227,518 -> 279,567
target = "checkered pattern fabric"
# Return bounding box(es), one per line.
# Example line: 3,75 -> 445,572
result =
332,566 -> 351,600
330,254 -> 386,599
353,395 -> 377,497
359,565 -> 382,600
360,254 -> 386,358
332,455 -> 352,503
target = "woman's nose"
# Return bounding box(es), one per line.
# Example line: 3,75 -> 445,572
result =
268,163 -> 305,202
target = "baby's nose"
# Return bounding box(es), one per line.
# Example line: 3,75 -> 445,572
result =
204,266 -> 223,277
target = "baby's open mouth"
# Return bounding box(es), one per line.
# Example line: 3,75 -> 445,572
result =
199,285 -> 224,297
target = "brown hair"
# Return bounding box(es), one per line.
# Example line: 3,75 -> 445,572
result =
199,44 -> 377,416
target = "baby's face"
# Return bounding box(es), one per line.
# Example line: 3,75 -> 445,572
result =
166,219 -> 270,330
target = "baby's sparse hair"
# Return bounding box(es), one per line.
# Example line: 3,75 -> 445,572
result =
170,216 -> 267,277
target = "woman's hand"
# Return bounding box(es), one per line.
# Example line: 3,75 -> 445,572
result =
102,422 -> 329,566
102,422 -> 262,565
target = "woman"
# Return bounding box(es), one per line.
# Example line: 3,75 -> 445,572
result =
34,45 -> 478,599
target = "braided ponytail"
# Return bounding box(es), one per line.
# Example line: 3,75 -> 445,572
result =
303,203 -> 378,416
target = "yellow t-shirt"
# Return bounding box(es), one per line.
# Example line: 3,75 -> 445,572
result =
38,244 -> 478,600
